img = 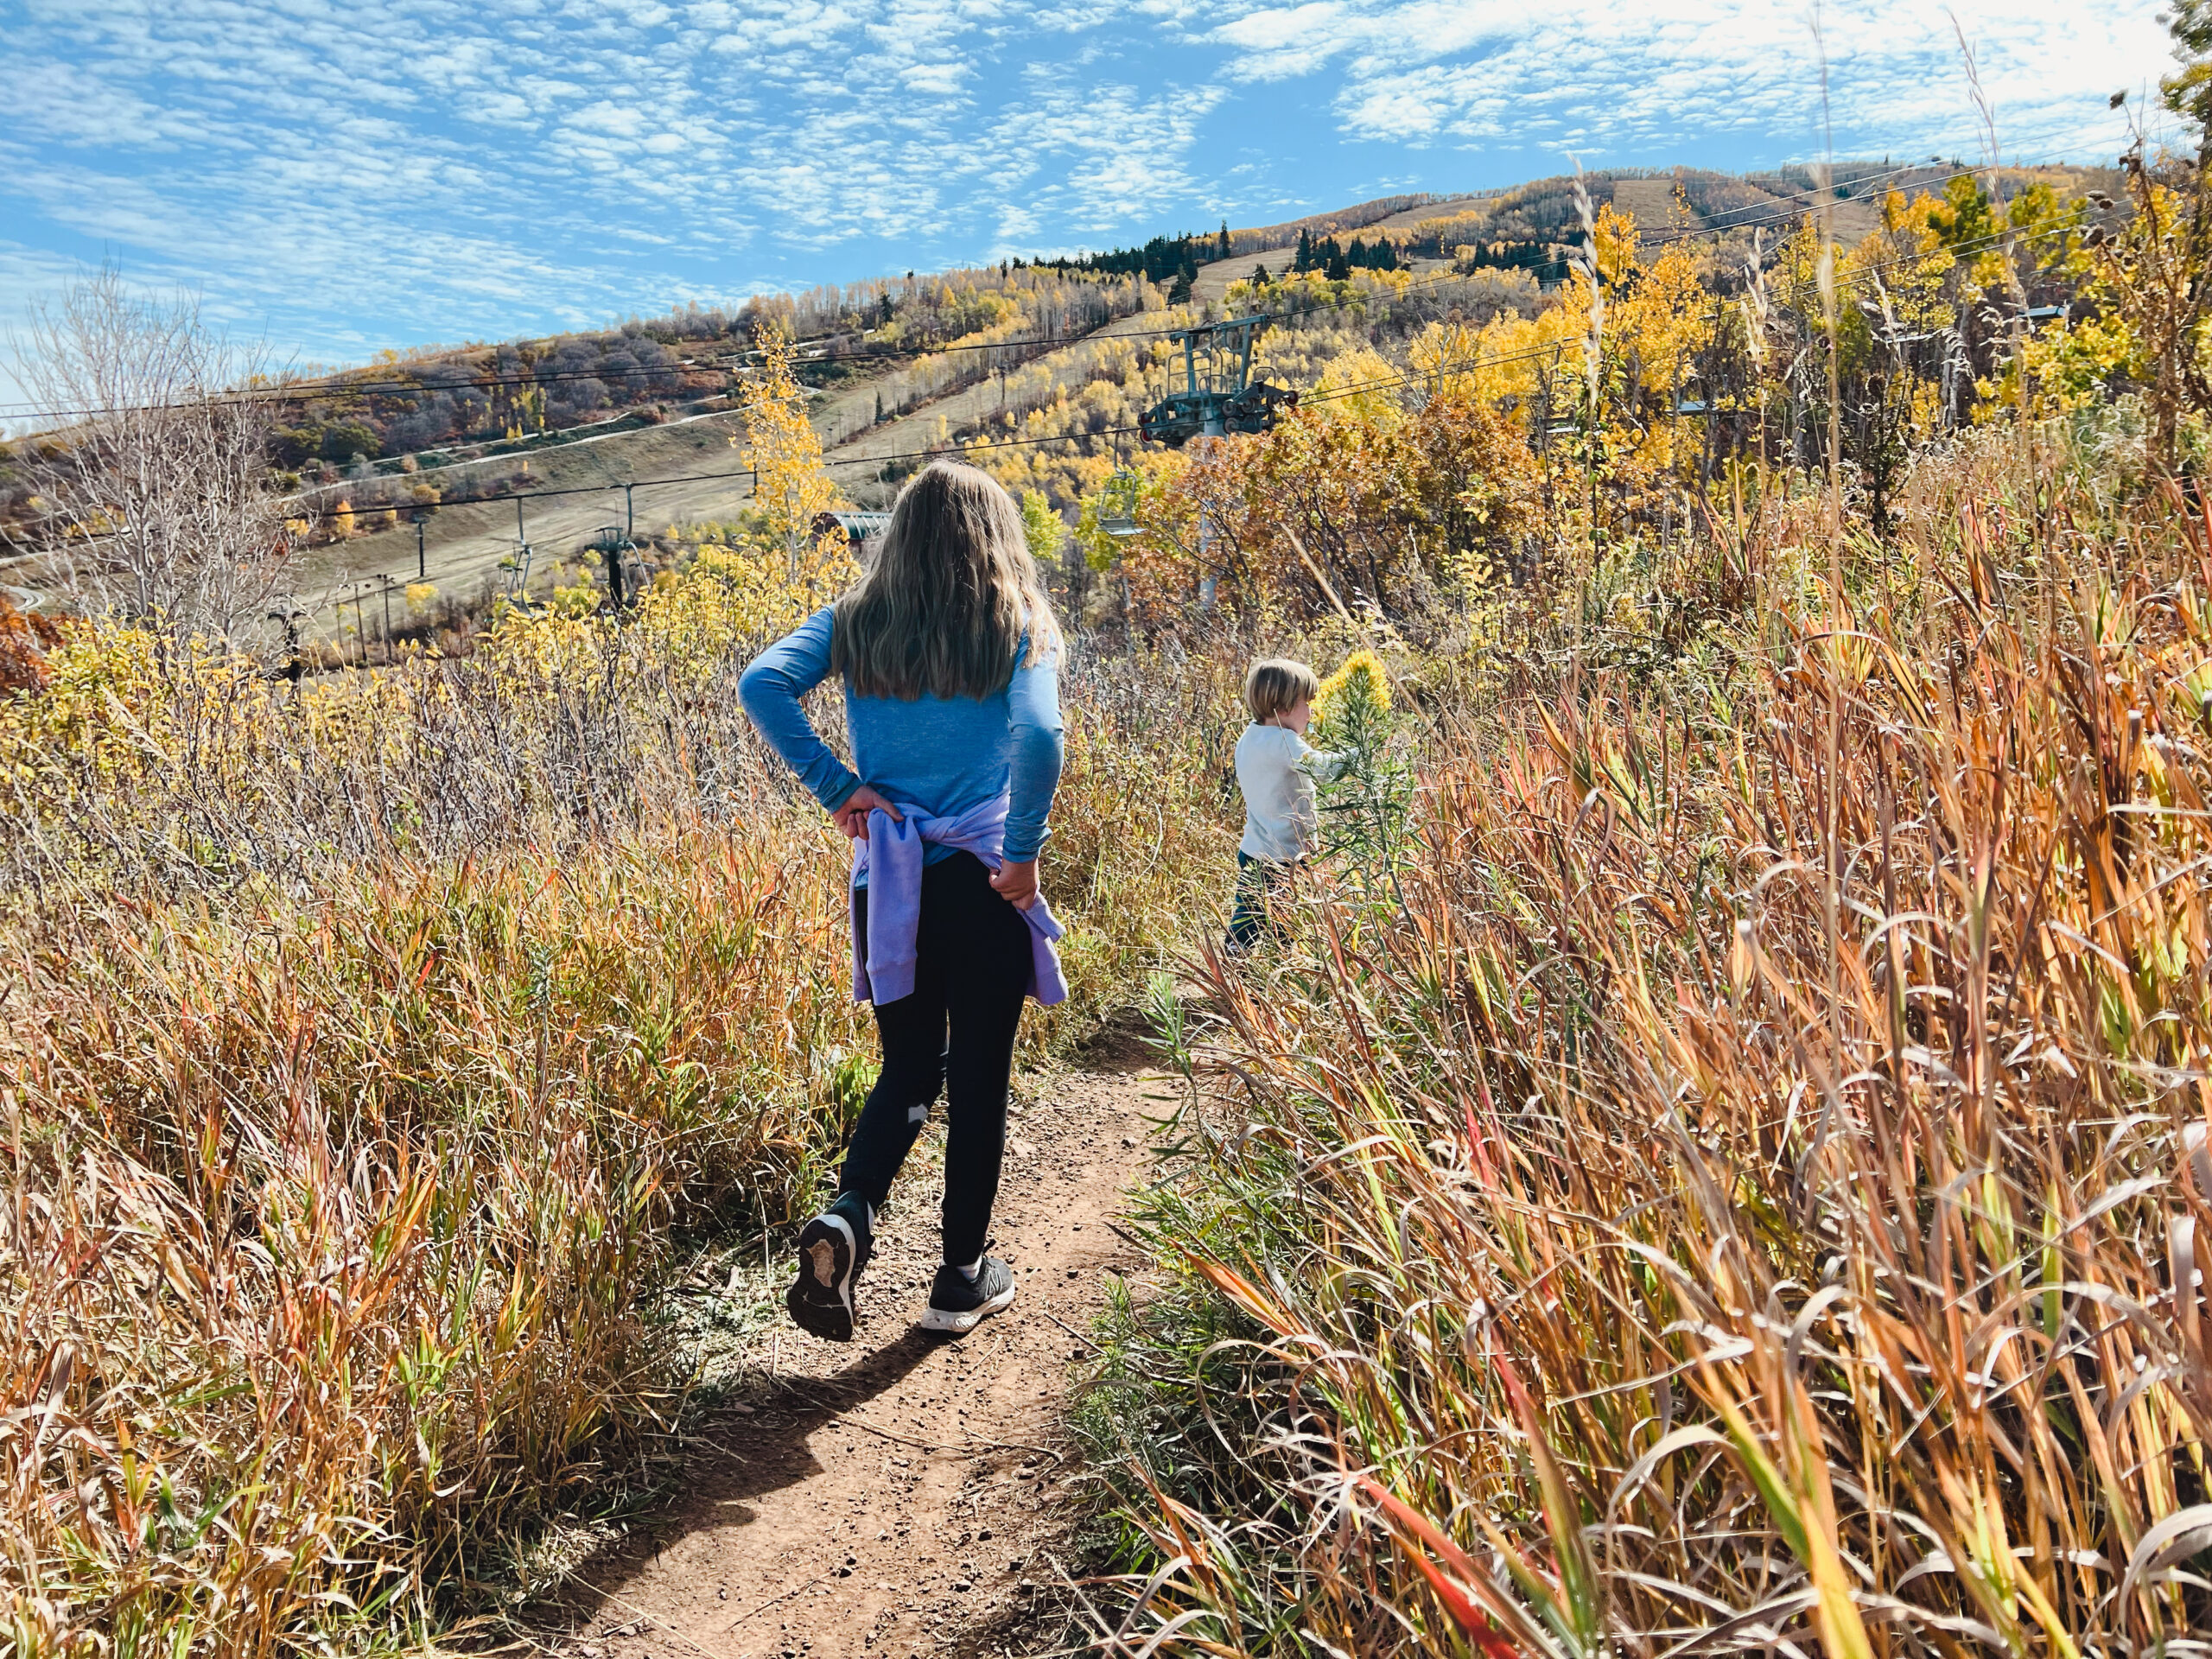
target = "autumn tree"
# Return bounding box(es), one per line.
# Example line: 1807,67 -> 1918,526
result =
2087,16 -> 2212,471
1019,488 -> 1065,569
739,324 -> 842,582
16,267 -> 303,645
1112,380 -> 1535,631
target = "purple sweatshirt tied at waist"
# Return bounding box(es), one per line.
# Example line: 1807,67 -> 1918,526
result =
849,794 -> 1068,1007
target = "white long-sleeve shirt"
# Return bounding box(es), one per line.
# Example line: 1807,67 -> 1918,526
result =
1235,723 -> 1345,862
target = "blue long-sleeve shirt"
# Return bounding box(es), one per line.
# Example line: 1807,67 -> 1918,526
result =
737,606 -> 1065,867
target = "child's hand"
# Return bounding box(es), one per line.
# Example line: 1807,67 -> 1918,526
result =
832,785 -> 902,840
990,859 -> 1039,909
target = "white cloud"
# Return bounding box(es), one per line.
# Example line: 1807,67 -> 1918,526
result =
0,0 -> 2177,396
1198,0 -> 2164,161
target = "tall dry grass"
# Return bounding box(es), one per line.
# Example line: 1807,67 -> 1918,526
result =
1075,432 -> 2212,1654
0,578 -> 1229,1654
4,832 -> 866,1654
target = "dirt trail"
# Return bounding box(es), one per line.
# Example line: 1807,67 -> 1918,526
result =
563,1071 -> 1163,1659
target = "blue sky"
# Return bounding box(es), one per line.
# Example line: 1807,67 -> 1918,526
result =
0,0 -> 2171,410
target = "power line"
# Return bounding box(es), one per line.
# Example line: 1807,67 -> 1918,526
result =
0,259 -> 1581,430
1289,216 -> 2086,416
0,292 -> 1224,423
2,210 -> 2105,562
1633,118 -> 2128,252
296,213 -> 2072,570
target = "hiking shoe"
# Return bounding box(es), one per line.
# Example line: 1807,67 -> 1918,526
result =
920,1255 -> 1017,1336
787,1203 -> 871,1342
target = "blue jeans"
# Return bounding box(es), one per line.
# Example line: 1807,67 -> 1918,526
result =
1224,851 -> 1290,952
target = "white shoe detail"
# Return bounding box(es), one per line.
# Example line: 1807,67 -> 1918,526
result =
919,1281 -> 1015,1334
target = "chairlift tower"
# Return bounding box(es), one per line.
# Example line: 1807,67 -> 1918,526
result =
501,495 -> 536,601
1107,315 -> 1297,608
1136,315 -> 1298,448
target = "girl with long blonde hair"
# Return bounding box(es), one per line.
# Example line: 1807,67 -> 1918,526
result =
740,461 -> 1065,1340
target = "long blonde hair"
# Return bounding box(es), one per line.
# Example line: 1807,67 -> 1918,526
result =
831,461 -> 1061,700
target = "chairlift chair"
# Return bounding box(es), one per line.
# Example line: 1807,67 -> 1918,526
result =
1097,467 -> 1143,537
1136,315 -> 1298,448
589,524 -> 636,607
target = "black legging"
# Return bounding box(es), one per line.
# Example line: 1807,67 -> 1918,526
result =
842,851 -> 1033,1266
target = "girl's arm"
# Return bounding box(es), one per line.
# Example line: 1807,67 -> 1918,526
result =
1002,637 -> 1065,862
737,607 -> 861,811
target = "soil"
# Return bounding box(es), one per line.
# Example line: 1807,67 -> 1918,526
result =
549,1071 -> 1166,1659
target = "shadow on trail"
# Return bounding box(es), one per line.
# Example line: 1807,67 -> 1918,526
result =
549,1325 -> 949,1633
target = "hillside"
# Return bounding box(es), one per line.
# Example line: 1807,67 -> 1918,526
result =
0,157 -> 2105,644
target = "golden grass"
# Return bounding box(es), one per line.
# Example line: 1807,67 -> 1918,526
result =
3,830 -> 867,1653
0,575 -> 1235,1655
1074,434 -> 2212,1653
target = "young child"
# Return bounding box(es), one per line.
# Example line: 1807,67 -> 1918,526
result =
1225,658 -> 1344,952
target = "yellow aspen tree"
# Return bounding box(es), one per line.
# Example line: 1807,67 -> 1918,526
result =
739,324 -> 842,583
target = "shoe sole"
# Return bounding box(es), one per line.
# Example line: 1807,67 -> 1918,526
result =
918,1281 -> 1017,1336
787,1214 -> 859,1342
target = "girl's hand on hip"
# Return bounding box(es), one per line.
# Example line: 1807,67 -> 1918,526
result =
832,785 -> 901,841
991,859 -> 1039,910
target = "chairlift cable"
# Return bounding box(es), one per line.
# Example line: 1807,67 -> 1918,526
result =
2,157 -> 2119,563
14,213 -> 2084,558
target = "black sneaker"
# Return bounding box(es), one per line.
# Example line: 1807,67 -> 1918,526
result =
920,1255 -> 1016,1336
787,1203 -> 871,1341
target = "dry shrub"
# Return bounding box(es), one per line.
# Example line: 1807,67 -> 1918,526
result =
1045,632 -> 1248,1013
0,598 -> 60,695
1080,438 -> 2212,1653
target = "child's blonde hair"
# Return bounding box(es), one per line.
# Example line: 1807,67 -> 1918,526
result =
1244,658 -> 1319,723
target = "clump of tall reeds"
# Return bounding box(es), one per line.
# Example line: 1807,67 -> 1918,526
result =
1074,430 -> 2212,1653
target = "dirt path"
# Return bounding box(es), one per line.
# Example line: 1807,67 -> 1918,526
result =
559,1071 -> 1163,1659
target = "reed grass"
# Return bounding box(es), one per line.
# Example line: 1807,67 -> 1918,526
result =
1072,429 -> 2212,1654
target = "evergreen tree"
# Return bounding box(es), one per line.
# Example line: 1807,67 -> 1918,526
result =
1295,226 -> 1314,273
1324,238 -> 1351,282
1251,262 -> 1271,286
1217,219 -> 1231,260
